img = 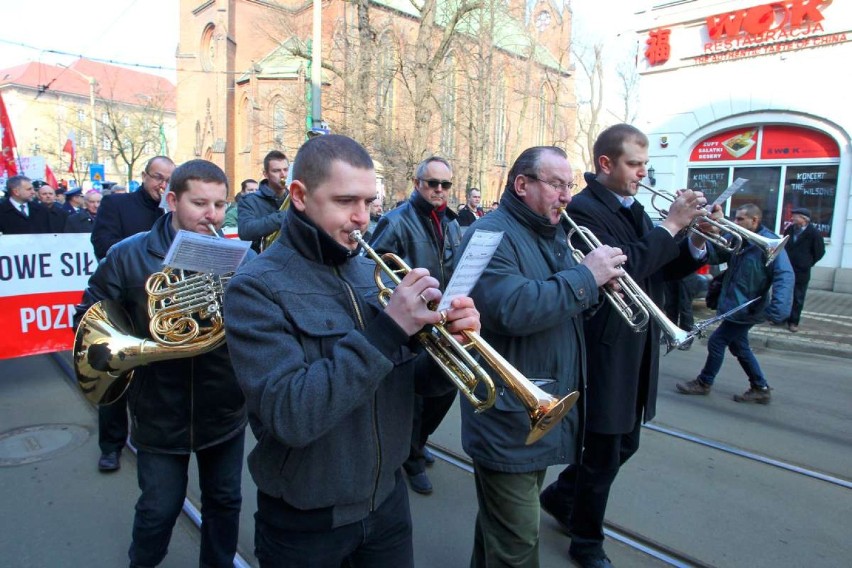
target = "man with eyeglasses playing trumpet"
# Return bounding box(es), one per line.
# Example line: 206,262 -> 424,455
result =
224,135 -> 480,567
369,156 -> 463,495
540,124 -> 716,568
458,145 -> 627,568
89,155 -> 175,474
75,159 -> 252,568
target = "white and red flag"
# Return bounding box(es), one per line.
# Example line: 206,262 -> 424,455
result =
63,131 -> 76,173
0,92 -> 19,177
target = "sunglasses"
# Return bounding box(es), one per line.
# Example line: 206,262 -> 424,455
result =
419,178 -> 453,190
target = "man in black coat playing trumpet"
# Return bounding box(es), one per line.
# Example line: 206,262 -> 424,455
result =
540,124 -> 715,568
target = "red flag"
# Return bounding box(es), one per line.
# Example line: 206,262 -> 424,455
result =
45,164 -> 59,188
0,92 -> 18,177
63,131 -> 76,173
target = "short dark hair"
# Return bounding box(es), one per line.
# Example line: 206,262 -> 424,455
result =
240,178 -> 257,192
504,146 -> 567,194
466,187 -> 481,198
736,203 -> 762,222
169,159 -> 229,197
415,156 -> 452,180
263,150 -> 289,173
291,135 -> 373,192
145,155 -> 175,173
6,175 -> 31,193
592,124 -> 648,174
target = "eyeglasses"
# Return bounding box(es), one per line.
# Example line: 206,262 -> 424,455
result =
145,170 -> 170,185
419,179 -> 453,190
524,174 -> 577,194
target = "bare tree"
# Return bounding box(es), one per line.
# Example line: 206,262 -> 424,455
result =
98,95 -> 168,182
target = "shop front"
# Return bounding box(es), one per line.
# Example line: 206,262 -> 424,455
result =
633,0 -> 852,292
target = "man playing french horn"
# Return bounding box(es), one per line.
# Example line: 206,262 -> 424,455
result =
224,134 -> 481,567
74,160 -> 253,568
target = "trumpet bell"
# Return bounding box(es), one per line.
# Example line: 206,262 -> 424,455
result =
527,391 -> 579,445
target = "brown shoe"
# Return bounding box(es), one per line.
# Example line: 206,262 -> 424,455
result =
676,378 -> 711,395
733,386 -> 771,404
788,323 -> 799,332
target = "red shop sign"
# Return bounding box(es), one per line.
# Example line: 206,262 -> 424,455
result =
690,128 -> 759,162
760,125 -> 838,159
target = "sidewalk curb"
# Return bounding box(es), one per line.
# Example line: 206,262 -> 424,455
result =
693,334 -> 852,360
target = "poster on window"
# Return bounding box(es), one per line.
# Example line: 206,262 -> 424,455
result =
687,168 -> 731,205
690,128 -> 759,161
781,166 -> 836,238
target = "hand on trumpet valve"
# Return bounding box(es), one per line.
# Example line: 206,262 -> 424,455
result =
663,189 -> 708,234
695,203 -> 724,234
442,296 -> 481,340
580,245 -> 628,288
384,267 -> 444,336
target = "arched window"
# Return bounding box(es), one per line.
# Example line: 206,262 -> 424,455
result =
537,83 -> 554,146
200,24 -> 215,72
440,54 -> 457,157
375,33 -> 396,134
493,82 -> 507,164
237,96 -> 251,152
272,99 -> 286,149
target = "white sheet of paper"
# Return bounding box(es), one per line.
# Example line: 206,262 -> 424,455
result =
163,230 -> 251,274
437,230 -> 504,312
711,177 -> 748,207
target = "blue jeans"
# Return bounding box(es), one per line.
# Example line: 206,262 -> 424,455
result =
130,432 -> 244,567
254,471 -> 413,568
698,320 -> 768,388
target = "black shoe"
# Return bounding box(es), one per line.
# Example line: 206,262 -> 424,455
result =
408,472 -> 433,495
676,378 -> 711,395
422,446 -> 436,466
733,386 -> 771,404
539,483 -> 571,533
98,451 -> 120,472
570,551 -> 614,568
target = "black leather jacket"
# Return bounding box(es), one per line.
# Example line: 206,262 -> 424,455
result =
368,191 -> 462,288
74,214 -> 249,453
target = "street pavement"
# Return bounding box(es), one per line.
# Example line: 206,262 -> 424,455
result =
0,288 -> 848,567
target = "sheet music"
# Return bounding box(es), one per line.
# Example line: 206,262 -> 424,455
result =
163,230 -> 251,274
437,230 -> 503,312
711,178 -> 748,207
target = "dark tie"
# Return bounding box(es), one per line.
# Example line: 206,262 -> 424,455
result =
19,204 -> 27,217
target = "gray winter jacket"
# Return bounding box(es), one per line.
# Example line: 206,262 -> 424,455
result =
460,190 -> 598,473
224,208 -> 433,528
236,180 -> 287,251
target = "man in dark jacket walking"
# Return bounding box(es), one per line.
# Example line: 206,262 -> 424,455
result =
224,134 -> 480,567
35,182 -> 69,233
540,124 -> 711,568
237,150 -> 289,251
0,176 -> 50,234
677,203 -> 793,403
461,146 -> 626,568
74,159 -> 250,568
64,190 -> 101,233
782,207 -> 825,332
370,156 -> 463,495
89,155 -> 175,472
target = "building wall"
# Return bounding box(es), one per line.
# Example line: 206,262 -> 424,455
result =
633,0 -> 852,291
1,83 -> 177,187
177,0 -> 577,206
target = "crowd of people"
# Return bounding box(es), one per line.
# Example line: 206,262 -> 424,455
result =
2,122 -> 825,568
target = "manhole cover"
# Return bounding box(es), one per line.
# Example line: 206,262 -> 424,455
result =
0,424 -> 90,466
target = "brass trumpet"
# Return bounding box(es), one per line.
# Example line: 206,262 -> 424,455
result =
351,230 -> 577,445
638,183 -> 789,266
560,209 -> 695,352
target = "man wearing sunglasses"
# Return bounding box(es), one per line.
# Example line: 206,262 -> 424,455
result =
89,154 -> 175,474
369,156 -> 463,496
